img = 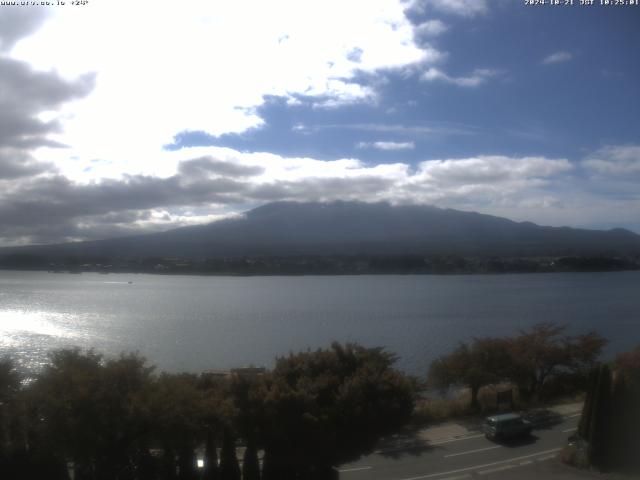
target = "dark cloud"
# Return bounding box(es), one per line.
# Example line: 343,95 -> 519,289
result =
0,57 -> 95,150
0,16 -> 95,180
0,154 -> 264,242
178,156 -> 264,178
0,158 -> 397,244
0,7 -> 51,52
0,210 -> 169,246
0,174 -> 243,228
0,148 -> 52,179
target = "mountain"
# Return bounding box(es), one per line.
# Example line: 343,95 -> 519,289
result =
3,201 -> 640,259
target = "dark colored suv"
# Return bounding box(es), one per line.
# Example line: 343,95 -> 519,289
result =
483,413 -> 533,440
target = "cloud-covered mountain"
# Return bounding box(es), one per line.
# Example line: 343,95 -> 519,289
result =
5,202 -> 640,259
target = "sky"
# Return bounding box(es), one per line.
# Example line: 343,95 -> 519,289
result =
0,0 -> 639,246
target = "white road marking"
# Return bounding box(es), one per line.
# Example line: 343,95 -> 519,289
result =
399,447 -> 563,480
562,427 -> 577,433
338,466 -> 372,473
566,413 -> 581,418
430,434 -> 485,445
444,445 -> 502,458
440,475 -> 471,480
478,464 -> 516,475
519,460 -> 533,465
536,454 -> 558,461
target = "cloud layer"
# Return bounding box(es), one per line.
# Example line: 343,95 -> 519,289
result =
4,146 -> 634,245
583,145 -> 640,175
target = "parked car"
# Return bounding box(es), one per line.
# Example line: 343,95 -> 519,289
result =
482,413 -> 533,440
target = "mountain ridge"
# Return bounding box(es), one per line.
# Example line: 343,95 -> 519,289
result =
2,201 -> 640,259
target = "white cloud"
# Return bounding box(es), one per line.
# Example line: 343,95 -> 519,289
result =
357,141 -> 416,150
408,0 -> 488,17
422,67 -> 499,87
583,145 -> 640,175
10,0 -> 437,180
307,81 -> 377,109
298,122 -> 477,136
414,20 -> 448,38
542,51 -> 572,65
415,156 -> 572,186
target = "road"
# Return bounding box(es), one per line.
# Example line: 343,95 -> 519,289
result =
338,412 -> 581,480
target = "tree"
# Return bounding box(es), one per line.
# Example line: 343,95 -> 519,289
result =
0,357 -> 20,447
3,343 -> 413,479
203,430 -> 219,480
428,337 -> 511,409
197,373 -> 231,480
612,345 -> 640,472
574,345 -> 640,473
146,373 -> 205,480
507,323 -> 606,400
241,440 -> 260,480
614,345 -> 640,385
0,357 -> 25,480
95,353 -> 155,480
218,428 -> 240,480
229,375 -> 265,480
261,343 -> 416,477
587,364 -> 612,469
24,349 -> 156,480
29,349 -> 105,479
577,367 -> 598,439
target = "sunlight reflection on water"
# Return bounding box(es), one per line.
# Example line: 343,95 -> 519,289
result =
0,309 -> 84,371
0,310 -> 82,369
0,309 -> 77,343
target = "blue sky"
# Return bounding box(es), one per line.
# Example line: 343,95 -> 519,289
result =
1,0 -> 639,244
171,2 -> 640,162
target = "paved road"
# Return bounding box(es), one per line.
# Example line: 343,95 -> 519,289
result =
338,412 -> 581,480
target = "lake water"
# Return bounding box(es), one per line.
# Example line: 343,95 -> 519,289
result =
0,270 -> 638,375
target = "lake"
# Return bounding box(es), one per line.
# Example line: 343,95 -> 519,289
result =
0,270 -> 638,375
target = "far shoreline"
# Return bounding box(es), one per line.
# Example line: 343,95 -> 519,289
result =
2,251 -> 640,277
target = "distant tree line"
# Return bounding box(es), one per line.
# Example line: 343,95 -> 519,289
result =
427,322 -> 608,408
0,343 -> 416,480
1,253 -> 639,275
